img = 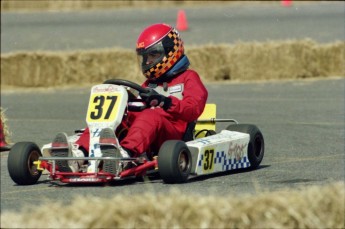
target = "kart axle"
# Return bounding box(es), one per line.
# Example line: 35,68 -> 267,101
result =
197,118 -> 238,124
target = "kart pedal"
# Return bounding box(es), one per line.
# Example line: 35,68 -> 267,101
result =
100,128 -> 121,174
51,132 -> 73,172
99,128 -> 117,145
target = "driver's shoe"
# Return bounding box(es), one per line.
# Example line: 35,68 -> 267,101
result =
51,132 -> 77,172
99,128 -> 129,174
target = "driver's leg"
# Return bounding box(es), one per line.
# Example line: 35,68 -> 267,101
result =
120,109 -> 183,157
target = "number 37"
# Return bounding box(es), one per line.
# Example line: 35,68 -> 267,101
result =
90,95 -> 117,120
203,149 -> 215,171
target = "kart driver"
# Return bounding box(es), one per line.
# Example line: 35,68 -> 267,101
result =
51,23 -> 208,172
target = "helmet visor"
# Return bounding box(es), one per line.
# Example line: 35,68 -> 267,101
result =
136,41 -> 165,73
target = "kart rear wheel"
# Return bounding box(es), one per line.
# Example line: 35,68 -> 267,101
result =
226,124 -> 264,169
158,140 -> 192,184
8,142 -> 42,185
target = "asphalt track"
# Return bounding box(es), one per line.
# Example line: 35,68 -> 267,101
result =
1,1 -> 344,53
1,2 -> 344,213
1,78 -> 344,213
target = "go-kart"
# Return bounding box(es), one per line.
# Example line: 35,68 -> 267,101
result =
7,79 -> 265,185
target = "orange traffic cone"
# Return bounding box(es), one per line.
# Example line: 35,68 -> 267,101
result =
176,10 -> 188,31
281,0 -> 292,7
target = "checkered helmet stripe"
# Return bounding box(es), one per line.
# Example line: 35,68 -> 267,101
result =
144,29 -> 184,79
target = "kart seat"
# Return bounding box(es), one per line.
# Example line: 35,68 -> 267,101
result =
182,104 -> 217,141
182,121 -> 196,142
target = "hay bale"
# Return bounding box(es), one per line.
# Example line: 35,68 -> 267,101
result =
1,48 -> 141,87
0,0 -> 228,12
1,182 -> 343,228
1,40 -> 344,88
187,39 -> 345,82
0,107 -> 11,145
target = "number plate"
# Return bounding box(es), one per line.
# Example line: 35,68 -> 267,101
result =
86,84 -> 128,129
87,94 -> 120,122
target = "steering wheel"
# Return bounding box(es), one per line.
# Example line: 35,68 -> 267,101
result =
103,79 -> 150,111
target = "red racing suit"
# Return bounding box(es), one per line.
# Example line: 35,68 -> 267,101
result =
76,69 -> 208,156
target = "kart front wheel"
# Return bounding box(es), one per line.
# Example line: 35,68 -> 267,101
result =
8,142 -> 42,185
226,124 -> 265,169
158,140 -> 192,184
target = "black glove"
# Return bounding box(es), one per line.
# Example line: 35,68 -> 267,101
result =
140,89 -> 172,110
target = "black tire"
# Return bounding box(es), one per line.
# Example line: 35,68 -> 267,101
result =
158,140 -> 192,184
8,142 -> 42,185
226,124 -> 264,169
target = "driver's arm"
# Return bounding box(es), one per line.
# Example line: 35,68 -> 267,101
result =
165,70 -> 208,123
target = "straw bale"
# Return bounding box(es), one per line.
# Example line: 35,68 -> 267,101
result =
1,40 -> 344,88
1,182 -> 344,228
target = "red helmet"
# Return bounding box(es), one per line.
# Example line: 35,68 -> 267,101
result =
136,23 -> 184,81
